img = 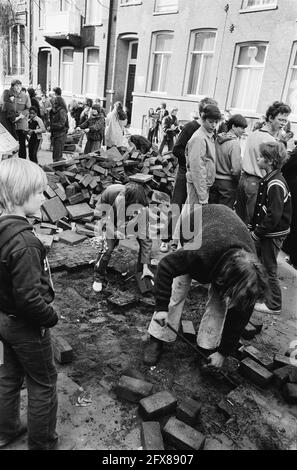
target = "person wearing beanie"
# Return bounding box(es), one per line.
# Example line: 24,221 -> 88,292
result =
185,104 -> 222,206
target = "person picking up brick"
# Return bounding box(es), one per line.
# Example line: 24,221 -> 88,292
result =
143,204 -> 268,369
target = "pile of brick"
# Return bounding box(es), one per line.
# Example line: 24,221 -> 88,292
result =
35,146 -> 177,248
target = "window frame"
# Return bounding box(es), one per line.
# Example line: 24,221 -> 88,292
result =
8,24 -> 25,76
228,41 -> 268,114
240,0 -> 278,13
84,0 -> 102,26
83,47 -> 100,97
283,42 -> 297,121
154,0 -> 178,14
38,0 -> 45,29
148,31 -> 174,94
60,46 -> 74,94
120,0 -> 143,6
184,29 -> 217,98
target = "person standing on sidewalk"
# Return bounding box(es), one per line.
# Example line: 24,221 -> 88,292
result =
28,107 -> 46,164
236,101 -> 291,225
50,96 -> 69,162
251,142 -> 292,315
10,79 -> 31,159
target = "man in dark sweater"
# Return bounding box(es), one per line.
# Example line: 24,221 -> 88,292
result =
145,204 -> 267,368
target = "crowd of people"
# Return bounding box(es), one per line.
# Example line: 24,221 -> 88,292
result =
1,81 -> 297,450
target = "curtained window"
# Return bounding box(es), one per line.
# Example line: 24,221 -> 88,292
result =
186,30 -> 216,96
150,32 -> 173,92
84,48 -> 100,96
60,48 -> 74,93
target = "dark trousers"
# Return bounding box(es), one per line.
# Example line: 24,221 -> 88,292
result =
235,173 -> 262,225
16,130 -> 27,159
0,313 -> 58,450
209,179 -> 237,209
159,134 -> 174,155
52,133 -> 67,162
162,164 -> 187,243
256,237 -> 285,310
84,139 -> 101,155
28,136 -> 40,164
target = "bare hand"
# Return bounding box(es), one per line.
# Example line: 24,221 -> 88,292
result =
208,351 -> 225,368
154,311 -> 168,327
142,265 -> 154,280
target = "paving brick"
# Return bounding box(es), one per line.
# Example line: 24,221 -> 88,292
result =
65,184 -> 77,199
108,292 -> 138,310
66,203 -> 94,221
129,173 -> 153,184
273,354 -> 294,369
241,323 -> 258,340
116,375 -> 153,403
176,397 -> 201,427
58,230 -> 87,246
273,366 -> 292,388
282,383 -> 297,404
139,391 -> 177,420
121,368 -> 146,382
135,272 -> 154,294
52,335 -> 73,364
35,227 -> 54,236
239,358 -> 273,388
40,223 -> 58,231
42,197 -> 68,223
244,345 -> 274,371
35,234 -> 54,249
162,417 -> 205,451
45,185 -> 56,199
57,219 -> 72,231
181,321 -> 196,343
68,193 -> 85,205
141,422 -> 164,451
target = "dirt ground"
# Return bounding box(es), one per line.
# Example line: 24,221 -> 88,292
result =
5,238 -> 297,451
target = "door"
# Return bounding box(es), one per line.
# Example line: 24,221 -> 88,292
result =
38,50 -> 52,93
124,41 -> 138,124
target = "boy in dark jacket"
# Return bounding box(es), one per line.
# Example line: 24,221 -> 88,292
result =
144,204 -> 267,368
0,159 -> 61,450
251,141 -> 292,315
77,105 -> 105,154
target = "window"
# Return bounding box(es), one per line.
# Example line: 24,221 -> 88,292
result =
39,0 -> 45,28
84,48 -> 99,96
120,0 -> 142,4
60,48 -> 74,93
284,43 -> 297,115
154,0 -> 178,13
229,43 -> 267,112
8,25 -> 25,75
186,30 -> 216,96
150,32 -> 173,92
242,0 -> 277,10
85,0 -> 102,25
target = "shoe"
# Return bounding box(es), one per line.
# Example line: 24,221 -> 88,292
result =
160,242 -> 169,253
92,281 -> 102,293
254,302 -> 281,315
143,336 -> 164,366
0,423 -> 27,448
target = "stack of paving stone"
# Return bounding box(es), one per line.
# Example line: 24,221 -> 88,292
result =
34,146 -> 176,248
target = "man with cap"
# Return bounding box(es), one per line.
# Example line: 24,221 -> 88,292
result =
10,80 -> 31,159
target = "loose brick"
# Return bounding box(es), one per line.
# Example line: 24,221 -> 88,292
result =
42,197 -> 68,223
135,272 -> 154,294
141,422 -> 164,451
121,368 -> 146,382
273,354 -> 294,369
55,188 -> 67,202
289,367 -> 297,384
116,375 -> 153,403
139,391 -> 177,420
52,335 -> 73,364
66,203 -> 94,221
36,234 -> 54,249
40,222 -> 58,231
129,173 -> 153,184
57,219 -> 72,231
176,397 -> 201,427
217,396 -> 236,418
162,417 -> 205,451
273,366 -> 292,388
58,230 -> 87,246
244,345 -> 274,371
282,383 -> 297,404
239,358 -> 273,388
108,292 -> 138,310
44,185 -> 56,199
181,321 -> 196,343
241,323 -> 258,340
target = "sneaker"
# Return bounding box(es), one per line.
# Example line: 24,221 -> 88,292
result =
143,336 -> 164,366
92,281 -> 103,293
0,423 -> 27,448
254,302 -> 281,315
160,242 -> 169,253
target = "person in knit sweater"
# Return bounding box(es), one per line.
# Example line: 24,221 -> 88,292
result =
251,142 -> 292,315
144,204 -> 267,368
76,105 -> 105,154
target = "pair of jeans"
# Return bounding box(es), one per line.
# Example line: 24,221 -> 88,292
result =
159,134 -> 174,155
28,135 -> 40,164
52,133 -> 67,162
209,179 -> 237,210
148,276 -> 228,350
0,313 -> 58,450
235,173 -> 262,225
256,237 -> 285,310
16,130 -> 27,159
162,165 -> 187,243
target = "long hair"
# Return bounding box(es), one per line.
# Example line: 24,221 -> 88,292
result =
123,183 -> 150,208
213,249 -> 268,311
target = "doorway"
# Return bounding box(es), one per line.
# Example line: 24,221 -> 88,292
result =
124,41 -> 138,124
38,49 -> 52,94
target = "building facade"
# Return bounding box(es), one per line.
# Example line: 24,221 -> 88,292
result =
113,0 -> 297,133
